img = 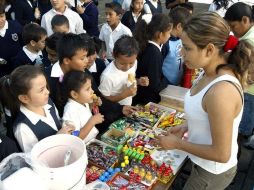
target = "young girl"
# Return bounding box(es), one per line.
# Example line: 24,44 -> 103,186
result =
62,71 -> 104,143
133,13 -> 173,104
0,65 -> 74,152
155,12 -> 254,189
121,0 -> 145,32
143,0 -> 162,15
225,2 -> 254,148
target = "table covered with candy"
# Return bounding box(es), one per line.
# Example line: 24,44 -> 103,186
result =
85,103 -> 188,189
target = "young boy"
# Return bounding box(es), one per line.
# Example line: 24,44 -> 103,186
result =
12,23 -> 50,69
99,2 -> 132,61
99,36 -> 149,105
45,32 -> 64,65
45,33 -> 136,133
162,7 -> 190,85
87,37 -> 106,87
41,0 -> 84,35
0,4 -> 22,77
51,14 -> 70,33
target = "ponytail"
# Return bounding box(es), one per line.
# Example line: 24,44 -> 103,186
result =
0,75 -> 19,118
134,13 -> 173,54
227,40 -> 254,88
134,19 -> 148,54
0,65 -> 44,119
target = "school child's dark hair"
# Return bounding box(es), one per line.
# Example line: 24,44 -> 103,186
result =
176,2 -> 193,13
169,7 -> 191,27
113,35 -> 139,57
92,36 -> 103,54
22,23 -> 47,45
57,33 -> 89,64
0,4 -> 5,14
134,13 -> 173,54
224,2 -> 254,22
88,38 -> 96,56
105,2 -> 123,15
129,0 -> 145,14
62,71 -> 92,105
213,0 -> 232,11
183,12 -> 254,88
51,14 -> 70,29
45,32 -> 64,51
0,65 -> 45,119
78,33 -> 96,56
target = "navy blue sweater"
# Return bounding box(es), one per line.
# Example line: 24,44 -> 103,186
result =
0,20 -> 22,77
121,11 -> 145,32
73,1 -> 99,37
6,0 -> 35,26
145,1 -> 162,14
12,49 -> 51,70
133,43 -> 168,105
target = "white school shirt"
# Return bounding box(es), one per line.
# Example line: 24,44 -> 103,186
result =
62,99 -> 99,144
185,74 -> 243,174
41,6 -> 84,36
99,22 -> 132,60
99,60 -> 137,105
14,104 -> 60,152
23,46 -> 43,62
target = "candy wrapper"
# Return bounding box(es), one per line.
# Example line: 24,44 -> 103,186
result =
87,140 -> 118,169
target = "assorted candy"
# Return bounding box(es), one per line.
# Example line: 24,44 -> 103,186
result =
107,173 -> 149,190
101,128 -> 129,147
157,112 -> 185,129
85,103 -> 186,188
86,165 -> 105,183
87,141 -> 118,169
127,104 -> 164,127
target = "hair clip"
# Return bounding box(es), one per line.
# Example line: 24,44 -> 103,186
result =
224,35 -> 239,52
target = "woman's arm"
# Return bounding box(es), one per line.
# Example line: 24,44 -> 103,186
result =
157,81 -> 242,162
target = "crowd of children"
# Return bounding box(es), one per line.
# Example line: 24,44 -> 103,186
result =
0,0 -> 254,189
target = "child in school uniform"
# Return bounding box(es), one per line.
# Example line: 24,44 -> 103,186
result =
0,4 -> 22,77
121,0 -> 145,32
162,7 -> 191,86
0,65 -> 75,152
133,14 -> 173,104
99,2 -> 132,61
99,35 -> 149,106
143,0 -> 162,15
12,23 -> 50,69
51,14 -> 70,34
45,32 -> 64,65
41,0 -> 84,36
62,71 -> 104,143
74,0 -> 100,37
45,33 -> 137,133
87,37 -> 106,87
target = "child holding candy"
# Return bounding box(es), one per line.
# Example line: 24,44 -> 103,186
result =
62,71 -> 104,143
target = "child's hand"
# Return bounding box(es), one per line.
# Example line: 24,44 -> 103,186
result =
123,83 -> 137,97
138,76 -> 149,86
122,105 -> 138,116
76,5 -> 85,14
90,113 -> 104,125
93,94 -> 102,106
58,124 -> 75,134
